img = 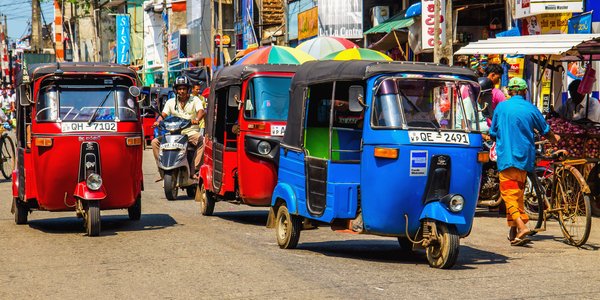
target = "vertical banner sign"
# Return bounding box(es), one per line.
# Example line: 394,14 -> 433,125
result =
242,0 -> 254,49
421,0 -> 446,51
116,15 -> 131,65
317,0 -> 363,39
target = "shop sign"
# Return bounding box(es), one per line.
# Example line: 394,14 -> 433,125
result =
514,0 -> 583,19
298,7 -> 318,41
568,13 -> 592,33
242,0 -> 255,49
521,13 -> 571,35
115,15 -> 130,65
317,0 -> 363,39
167,31 -> 180,63
421,0 -> 446,51
505,55 -> 525,80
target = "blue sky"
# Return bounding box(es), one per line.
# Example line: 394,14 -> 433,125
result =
2,0 -> 55,41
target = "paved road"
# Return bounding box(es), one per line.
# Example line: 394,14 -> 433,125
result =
1,149 -> 599,299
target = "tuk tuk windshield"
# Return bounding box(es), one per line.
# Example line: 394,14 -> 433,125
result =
244,76 -> 292,121
36,85 -> 138,122
372,78 -> 480,131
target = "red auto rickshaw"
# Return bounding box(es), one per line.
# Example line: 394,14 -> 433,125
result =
11,62 -> 144,236
198,64 -> 297,215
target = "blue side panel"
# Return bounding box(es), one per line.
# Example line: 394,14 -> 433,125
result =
309,162 -> 360,223
273,148 -> 306,214
359,131 -> 482,237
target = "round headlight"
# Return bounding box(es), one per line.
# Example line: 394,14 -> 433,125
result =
448,195 -> 464,212
87,173 -> 103,191
257,141 -> 272,155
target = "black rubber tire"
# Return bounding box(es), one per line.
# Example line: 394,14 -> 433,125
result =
186,185 -> 196,198
164,171 -> 178,201
397,237 -> 414,253
1,135 -> 15,179
13,197 -> 28,225
426,223 -> 459,269
276,204 -> 302,249
524,171 -> 548,222
128,196 -> 141,221
199,183 -> 215,216
85,200 -> 101,237
556,168 -> 592,247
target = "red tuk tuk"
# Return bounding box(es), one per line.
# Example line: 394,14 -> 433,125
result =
11,62 -> 144,236
198,64 -> 297,215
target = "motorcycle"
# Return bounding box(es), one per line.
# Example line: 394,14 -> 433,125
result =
478,140 -> 502,208
157,116 -> 198,200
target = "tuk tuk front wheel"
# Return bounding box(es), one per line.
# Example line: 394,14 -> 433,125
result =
199,183 -> 215,216
164,171 -> 178,201
85,200 -> 101,237
13,198 -> 28,225
128,196 -> 141,221
426,223 -> 459,269
276,204 -> 302,249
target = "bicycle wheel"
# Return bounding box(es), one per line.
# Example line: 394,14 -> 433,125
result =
555,167 -> 591,247
1,135 -> 15,179
526,172 -> 546,231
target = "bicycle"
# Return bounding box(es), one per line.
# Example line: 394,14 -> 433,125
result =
0,124 -> 15,179
527,146 -> 592,247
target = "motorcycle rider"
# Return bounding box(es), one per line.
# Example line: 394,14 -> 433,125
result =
151,76 -> 205,180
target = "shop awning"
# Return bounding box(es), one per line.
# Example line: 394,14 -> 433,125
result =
364,17 -> 414,35
455,33 -> 600,56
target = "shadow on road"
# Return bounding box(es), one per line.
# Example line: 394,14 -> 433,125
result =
213,210 -> 269,227
27,213 -> 178,236
296,240 -> 509,269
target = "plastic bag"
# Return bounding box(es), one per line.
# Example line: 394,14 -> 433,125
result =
578,66 -> 596,95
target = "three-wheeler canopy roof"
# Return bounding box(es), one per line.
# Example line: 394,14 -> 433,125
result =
206,64 -> 299,139
283,60 -> 478,149
26,62 -> 139,82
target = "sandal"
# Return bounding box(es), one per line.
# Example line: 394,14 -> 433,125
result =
510,237 -> 531,246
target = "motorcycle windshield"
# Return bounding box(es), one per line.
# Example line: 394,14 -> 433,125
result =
372,78 -> 481,132
243,76 -> 292,121
36,84 -> 138,122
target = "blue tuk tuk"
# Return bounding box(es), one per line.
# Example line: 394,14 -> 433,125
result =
266,60 -> 485,269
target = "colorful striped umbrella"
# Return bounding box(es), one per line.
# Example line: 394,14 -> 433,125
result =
296,36 -> 357,59
235,46 -> 315,65
322,48 -> 392,61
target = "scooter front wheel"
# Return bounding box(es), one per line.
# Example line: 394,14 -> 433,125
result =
426,223 -> 459,269
164,171 -> 178,201
85,200 -> 101,237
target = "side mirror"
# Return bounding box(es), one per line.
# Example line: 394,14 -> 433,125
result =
129,86 -> 141,97
228,86 -> 241,107
18,86 -> 32,106
348,85 -> 365,112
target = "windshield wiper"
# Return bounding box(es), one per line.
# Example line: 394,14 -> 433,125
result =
88,88 -> 114,125
397,89 -> 439,129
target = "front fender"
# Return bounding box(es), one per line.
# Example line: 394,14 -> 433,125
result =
74,182 -> 107,200
271,182 -> 297,214
419,201 -> 465,225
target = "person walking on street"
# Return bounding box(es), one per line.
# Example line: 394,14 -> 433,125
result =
489,77 -> 560,246
485,64 -> 506,125
151,76 -> 205,181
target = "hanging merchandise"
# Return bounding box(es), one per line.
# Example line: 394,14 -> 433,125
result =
578,66 -> 597,95
489,17 -> 502,30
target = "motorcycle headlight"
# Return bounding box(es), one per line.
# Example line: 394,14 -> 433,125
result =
442,194 -> 464,212
87,173 -> 103,191
257,141 -> 272,155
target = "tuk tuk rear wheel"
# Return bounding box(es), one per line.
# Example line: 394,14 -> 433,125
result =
199,183 -> 215,216
276,204 -> 302,249
426,223 -> 459,269
13,198 -> 28,225
85,200 -> 101,237
128,196 -> 141,220
164,171 -> 178,201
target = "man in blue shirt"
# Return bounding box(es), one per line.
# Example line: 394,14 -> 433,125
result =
489,77 -> 560,246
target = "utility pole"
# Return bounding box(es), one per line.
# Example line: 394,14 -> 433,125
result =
218,0 -> 223,66
442,0 -> 453,65
32,0 -> 43,52
162,0 -> 169,88
433,0 -> 440,63
433,0 -> 453,65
